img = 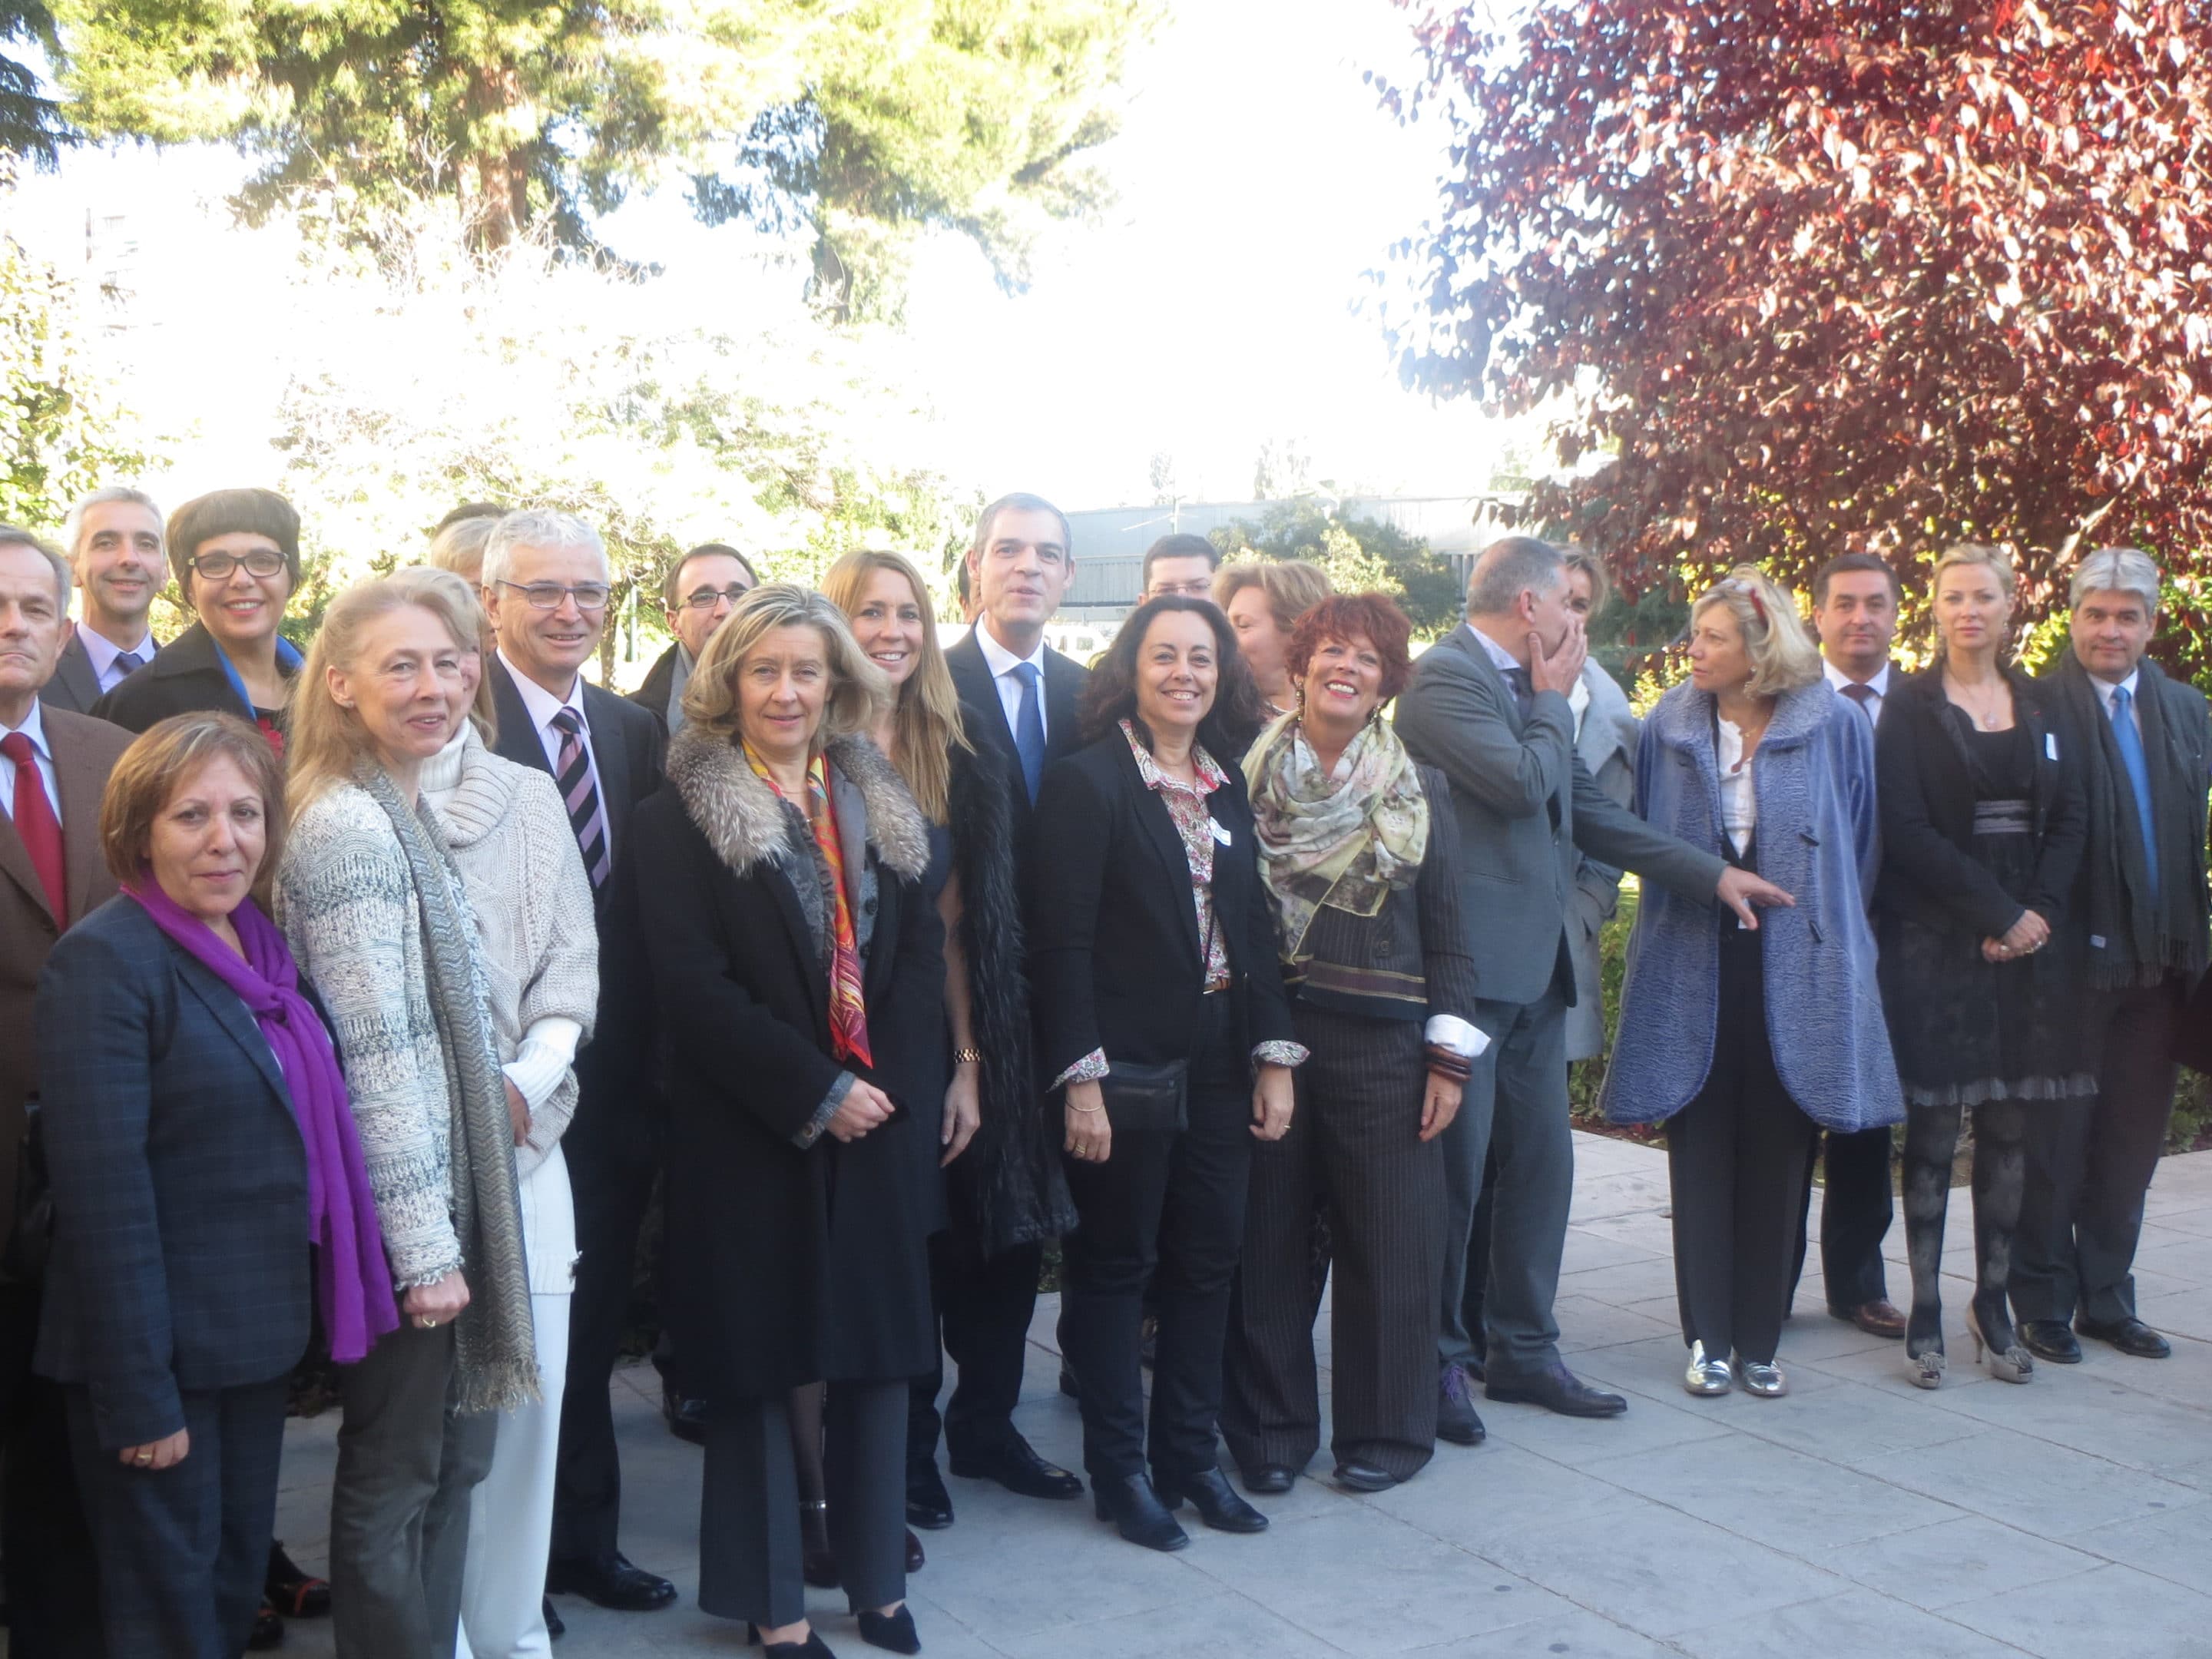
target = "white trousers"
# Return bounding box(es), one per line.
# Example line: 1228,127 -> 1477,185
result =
456,1146 -> 575,1659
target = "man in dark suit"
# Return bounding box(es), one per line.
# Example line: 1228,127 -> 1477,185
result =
38,488 -> 166,717
0,527 -> 131,1656
631,543 -> 757,735
2014,547 -> 2211,1364
912,492 -> 1088,1528
1397,537 -> 1790,1432
478,511 -> 675,1616
1793,552 -> 1909,1339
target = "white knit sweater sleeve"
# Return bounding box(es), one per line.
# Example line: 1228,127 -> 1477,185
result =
508,767 -> 600,1170
279,789 -> 463,1288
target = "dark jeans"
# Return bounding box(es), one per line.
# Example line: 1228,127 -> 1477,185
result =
0,1283 -> 106,1659
67,1379 -> 286,1659
1058,995 -> 1250,1483
1667,924 -> 1816,1364
701,1382 -> 906,1630
2014,975 -> 2187,1326
908,1230 -> 1044,1475
332,1312 -> 499,1659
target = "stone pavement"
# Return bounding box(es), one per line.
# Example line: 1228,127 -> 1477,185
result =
268,1132 -> 2212,1657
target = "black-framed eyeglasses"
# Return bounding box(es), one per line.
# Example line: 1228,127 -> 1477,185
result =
498,579 -> 611,612
188,549 -> 287,580
679,584 -> 753,611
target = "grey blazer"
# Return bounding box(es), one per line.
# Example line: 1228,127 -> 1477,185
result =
1565,662 -> 1641,1060
1395,624 -> 1724,1010
37,632 -> 109,717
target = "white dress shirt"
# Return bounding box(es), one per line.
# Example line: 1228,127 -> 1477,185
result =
971,623 -> 1051,742
498,650 -> 604,801
1823,657 -> 1892,727
2091,666 -> 2142,736
1716,714 -> 1758,859
77,623 -> 157,694
0,701 -> 61,826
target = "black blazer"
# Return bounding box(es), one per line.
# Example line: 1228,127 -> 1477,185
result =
1873,665 -> 2088,941
1028,730 -> 1297,1085
32,899 -> 312,1449
944,629 -> 1086,846
91,621 -> 286,735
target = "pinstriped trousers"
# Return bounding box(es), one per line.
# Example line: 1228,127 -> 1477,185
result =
1224,1007 -> 1447,1482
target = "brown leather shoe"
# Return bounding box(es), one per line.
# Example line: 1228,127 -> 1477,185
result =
1835,1300 -> 1907,1339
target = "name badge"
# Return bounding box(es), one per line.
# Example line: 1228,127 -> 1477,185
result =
1210,820 -> 1232,846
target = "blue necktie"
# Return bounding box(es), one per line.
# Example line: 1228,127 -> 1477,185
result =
2110,686 -> 2158,892
1012,661 -> 1045,805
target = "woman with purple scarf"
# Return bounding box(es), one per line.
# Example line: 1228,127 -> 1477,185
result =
32,711 -> 391,1659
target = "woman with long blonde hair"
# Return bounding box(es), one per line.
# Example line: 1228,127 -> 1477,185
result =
819,551 -> 1073,1569
276,576 -> 537,1659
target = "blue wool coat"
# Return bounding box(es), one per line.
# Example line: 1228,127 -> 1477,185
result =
1598,677 -> 1903,1134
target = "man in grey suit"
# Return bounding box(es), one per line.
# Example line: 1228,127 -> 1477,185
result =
38,488 -> 166,716
1398,537 -> 1791,1429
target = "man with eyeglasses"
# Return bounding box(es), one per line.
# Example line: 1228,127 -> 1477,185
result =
631,543 -> 758,737
39,488 -> 167,716
1138,532 -> 1220,604
479,511 -> 677,1621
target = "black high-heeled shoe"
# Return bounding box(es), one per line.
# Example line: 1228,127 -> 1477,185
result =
856,1604 -> 921,1654
747,1624 -> 838,1657
1154,1466 -> 1268,1534
1091,1472 -> 1190,1551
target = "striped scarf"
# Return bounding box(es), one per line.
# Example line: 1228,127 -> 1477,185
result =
746,745 -> 873,1068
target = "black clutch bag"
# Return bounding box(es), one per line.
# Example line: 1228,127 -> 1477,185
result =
1098,1058 -> 1189,1133
4,1099 -> 52,1286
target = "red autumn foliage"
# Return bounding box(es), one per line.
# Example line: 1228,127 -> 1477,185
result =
1379,0 -> 2212,662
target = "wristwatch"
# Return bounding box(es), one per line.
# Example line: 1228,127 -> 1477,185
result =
952,1046 -> 984,1067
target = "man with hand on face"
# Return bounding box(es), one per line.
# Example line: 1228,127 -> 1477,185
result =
2012,548 -> 2210,1365
1397,536 -> 1793,1437
913,494 -> 1089,1529
632,543 -> 758,737
0,527 -> 127,1657
41,488 -> 167,717
1138,534 -> 1220,604
1792,552 -> 1910,1340
478,512 -> 676,1620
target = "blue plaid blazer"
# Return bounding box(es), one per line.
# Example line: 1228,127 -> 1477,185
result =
33,897 -> 313,1450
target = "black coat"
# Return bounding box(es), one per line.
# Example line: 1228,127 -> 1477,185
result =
91,622 -> 294,736
631,726 -> 945,1399
943,630 -> 1086,861
32,900 -> 312,1449
1028,730 -> 1298,1085
629,642 -> 680,730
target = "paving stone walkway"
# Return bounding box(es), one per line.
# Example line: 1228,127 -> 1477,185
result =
267,1132 -> 2212,1657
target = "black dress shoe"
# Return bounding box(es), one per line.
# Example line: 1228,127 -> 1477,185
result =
1332,1459 -> 1397,1493
905,1461 -> 954,1530
904,1528 -> 924,1574
1485,1362 -> 1629,1419
1156,1466 -> 1268,1533
1241,1463 -> 1296,1495
545,1551 -> 678,1611
247,1601 -> 283,1651
1437,1359 -> 1487,1445
1091,1472 -> 1190,1551
2077,1315 -> 2172,1358
662,1381 -> 710,1447
857,1605 -> 921,1654
949,1434 -> 1084,1499
2018,1319 -> 2083,1364
266,1541 -> 330,1617
543,1596 -> 565,1640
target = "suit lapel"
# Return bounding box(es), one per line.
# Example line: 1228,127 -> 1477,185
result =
583,686 -> 631,859
1044,647 -> 1084,763
0,816 -> 49,926
50,728 -> 111,925
948,639 -> 1015,757
489,657 -> 553,777
51,635 -> 101,713
1117,742 -> 1206,970
171,948 -> 293,1112
766,857 -> 833,1037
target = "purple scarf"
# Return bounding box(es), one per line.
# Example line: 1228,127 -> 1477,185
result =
125,877 -> 399,1363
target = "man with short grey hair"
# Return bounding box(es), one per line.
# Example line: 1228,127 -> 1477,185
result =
40,488 -> 165,715
2013,547 -> 2210,1365
1397,535 -> 1792,1433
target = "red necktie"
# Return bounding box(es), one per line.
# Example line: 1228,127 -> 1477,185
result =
0,732 -> 65,921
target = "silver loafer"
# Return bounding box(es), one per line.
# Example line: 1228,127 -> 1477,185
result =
1684,1340 -> 1732,1396
1737,1357 -> 1787,1397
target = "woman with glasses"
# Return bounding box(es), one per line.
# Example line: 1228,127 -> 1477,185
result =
96,489 -> 306,755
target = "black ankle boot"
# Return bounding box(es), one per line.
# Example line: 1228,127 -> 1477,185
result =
1155,1465 -> 1269,1533
1091,1472 -> 1190,1551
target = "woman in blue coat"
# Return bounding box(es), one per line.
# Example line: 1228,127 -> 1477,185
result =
1600,568 -> 1900,1399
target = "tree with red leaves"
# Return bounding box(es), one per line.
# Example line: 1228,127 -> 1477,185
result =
1381,0 -> 2212,663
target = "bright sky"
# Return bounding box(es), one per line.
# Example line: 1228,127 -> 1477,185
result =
8,0 -> 1528,516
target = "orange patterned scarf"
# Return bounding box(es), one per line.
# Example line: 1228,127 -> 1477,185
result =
747,745 -> 874,1068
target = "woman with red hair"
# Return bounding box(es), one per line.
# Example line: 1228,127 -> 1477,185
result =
1222,594 -> 1485,1495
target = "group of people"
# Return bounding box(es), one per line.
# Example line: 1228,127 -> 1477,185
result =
0,481 -> 2204,1659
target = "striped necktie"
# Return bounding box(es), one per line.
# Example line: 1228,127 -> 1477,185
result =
550,707 -> 612,888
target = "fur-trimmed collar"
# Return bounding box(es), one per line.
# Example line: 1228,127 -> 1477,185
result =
665,724 -> 930,880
